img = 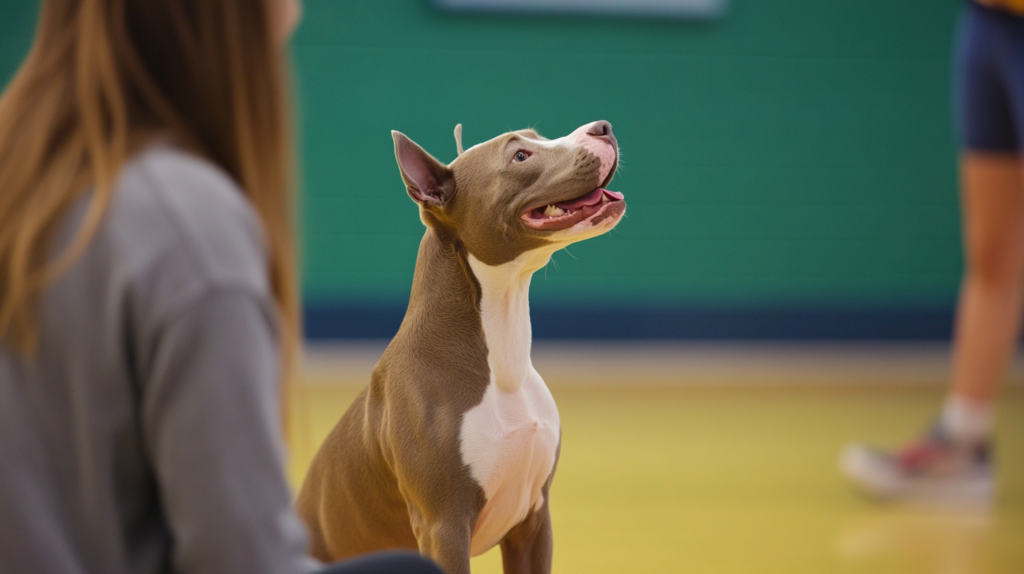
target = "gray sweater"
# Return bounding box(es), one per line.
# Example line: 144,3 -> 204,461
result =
0,145 -> 310,574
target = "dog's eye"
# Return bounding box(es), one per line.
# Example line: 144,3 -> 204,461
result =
513,151 -> 529,163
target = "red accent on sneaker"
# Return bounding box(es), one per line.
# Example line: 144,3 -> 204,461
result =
896,440 -> 944,472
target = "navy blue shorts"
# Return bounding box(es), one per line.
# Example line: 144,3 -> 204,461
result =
957,2 -> 1024,151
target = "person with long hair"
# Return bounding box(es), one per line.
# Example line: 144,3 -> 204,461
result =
0,2 -> 439,573
841,0 -> 1024,507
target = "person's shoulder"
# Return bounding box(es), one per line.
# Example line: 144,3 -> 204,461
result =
124,143 -> 260,248
129,144 -> 245,206
111,143 -> 269,294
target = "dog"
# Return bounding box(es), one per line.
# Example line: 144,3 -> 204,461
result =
297,121 -> 625,574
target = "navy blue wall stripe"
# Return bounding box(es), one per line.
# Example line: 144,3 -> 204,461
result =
303,305 -> 955,341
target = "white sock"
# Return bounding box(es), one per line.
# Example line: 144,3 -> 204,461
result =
940,394 -> 995,444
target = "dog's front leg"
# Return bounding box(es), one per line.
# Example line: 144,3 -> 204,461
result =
499,496 -> 553,574
411,511 -> 474,574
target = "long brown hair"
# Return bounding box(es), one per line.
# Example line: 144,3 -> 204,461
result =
0,0 -> 300,378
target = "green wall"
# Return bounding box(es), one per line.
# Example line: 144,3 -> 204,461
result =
295,0 -> 963,309
0,2 -> 35,85
0,1 -> 965,311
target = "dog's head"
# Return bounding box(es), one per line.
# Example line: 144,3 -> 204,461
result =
391,121 -> 626,267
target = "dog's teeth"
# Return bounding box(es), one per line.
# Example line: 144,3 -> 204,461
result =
601,194 -> 609,203
543,205 -> 565,217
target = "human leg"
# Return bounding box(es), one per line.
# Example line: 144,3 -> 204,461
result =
940,3 -> 1024,429
316,552 -> 443,574
839,154 -> 1024,504
838,4 -> 1024,506
942,153 -> 1024,438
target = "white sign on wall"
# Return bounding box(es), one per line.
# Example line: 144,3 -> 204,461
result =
434,0 -> 728,19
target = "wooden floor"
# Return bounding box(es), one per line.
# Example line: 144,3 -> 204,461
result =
288,347 -> 1024,574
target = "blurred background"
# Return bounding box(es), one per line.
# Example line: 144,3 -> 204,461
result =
2,1 -> 1022,573
296,0 -> 962,340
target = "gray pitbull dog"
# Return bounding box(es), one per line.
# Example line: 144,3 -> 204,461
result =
297,121 -> 625,574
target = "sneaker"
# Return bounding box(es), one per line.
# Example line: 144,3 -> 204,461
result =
839,423 -> 995,508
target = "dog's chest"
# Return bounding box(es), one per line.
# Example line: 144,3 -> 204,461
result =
459,371 -> 560,556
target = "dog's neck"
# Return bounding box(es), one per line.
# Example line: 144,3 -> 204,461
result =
467,250 -> 552,393
401,227 -> 553,394
396,229 -> 486,372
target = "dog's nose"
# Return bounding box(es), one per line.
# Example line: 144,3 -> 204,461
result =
586,121 -> 613,138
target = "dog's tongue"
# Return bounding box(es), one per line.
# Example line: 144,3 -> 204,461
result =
555,188 -> 624,210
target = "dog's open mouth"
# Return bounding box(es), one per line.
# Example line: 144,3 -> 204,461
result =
520,188 -> 625,231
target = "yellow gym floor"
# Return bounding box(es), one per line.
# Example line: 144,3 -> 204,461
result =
288,359 -> 1024,574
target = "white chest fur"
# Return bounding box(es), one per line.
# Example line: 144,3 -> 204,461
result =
460,373 -> 560,556
460,254 -> 561,557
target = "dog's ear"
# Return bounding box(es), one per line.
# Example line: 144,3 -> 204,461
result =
392,131 -> 455,207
